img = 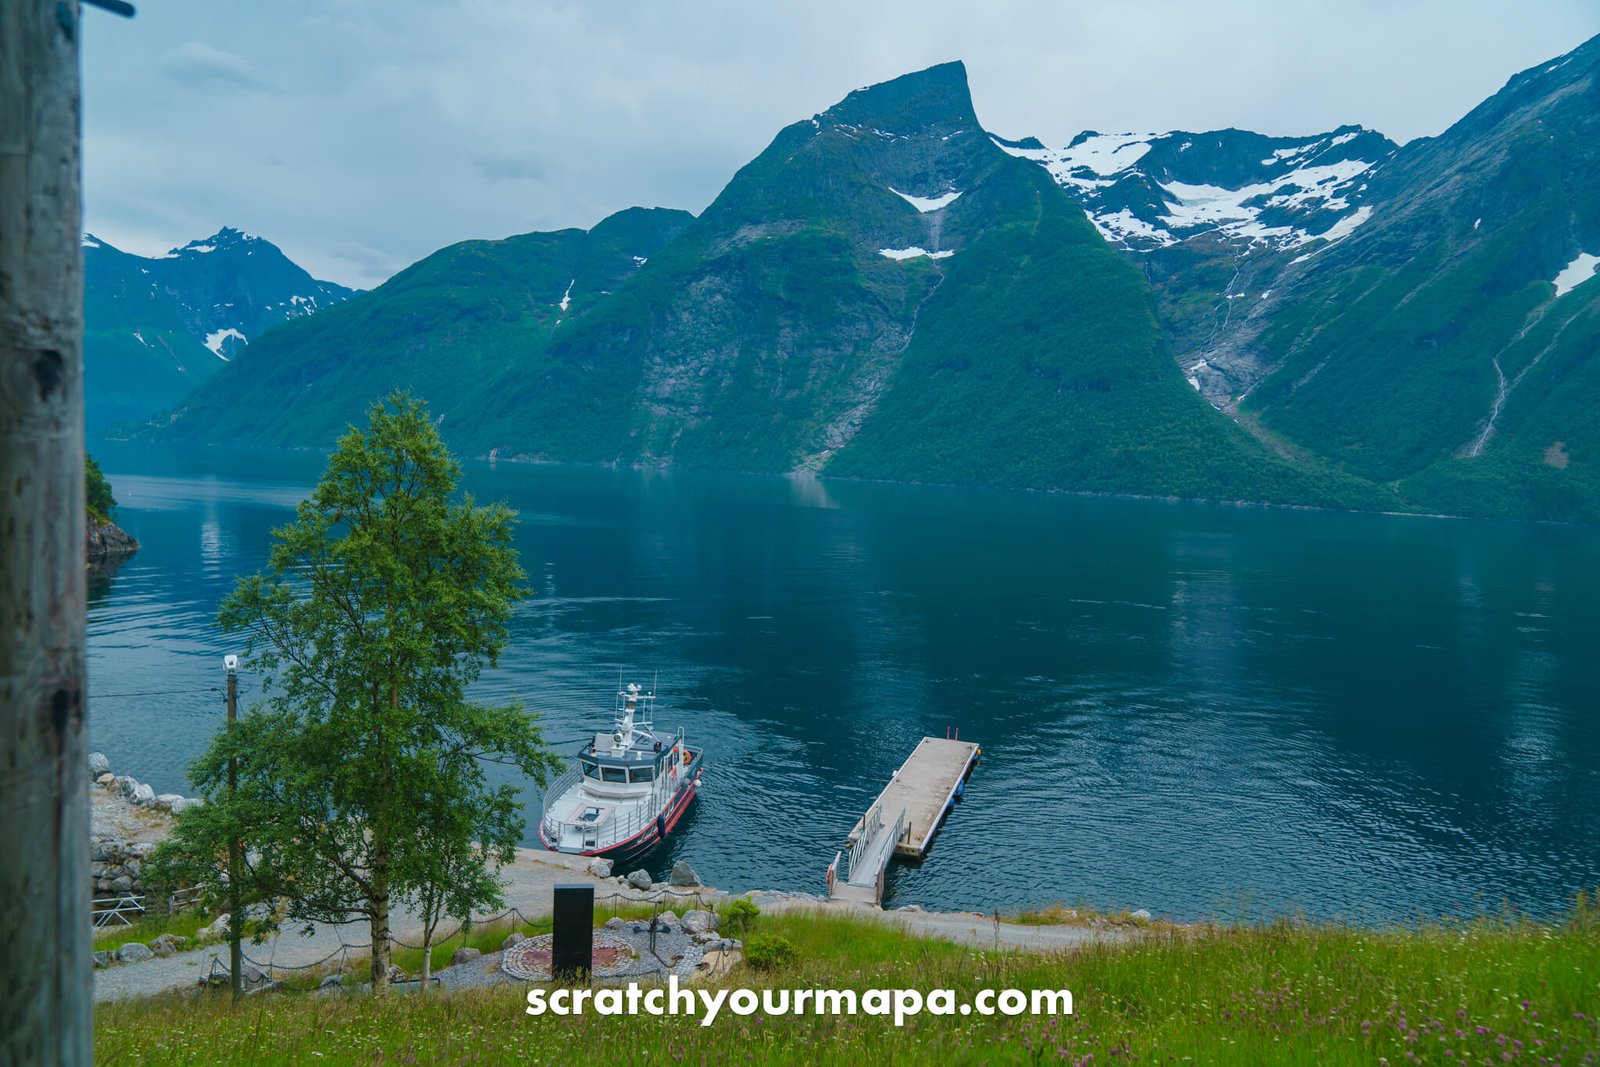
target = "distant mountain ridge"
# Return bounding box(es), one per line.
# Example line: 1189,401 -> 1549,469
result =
85,227 -> 354,431
146,35 -> 1600,522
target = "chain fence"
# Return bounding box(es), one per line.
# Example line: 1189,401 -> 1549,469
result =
198,886 -> 721,988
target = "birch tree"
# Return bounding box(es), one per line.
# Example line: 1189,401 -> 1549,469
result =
155,391 -> 560,996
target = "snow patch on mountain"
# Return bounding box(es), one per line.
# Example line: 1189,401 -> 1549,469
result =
82,234 -> 102,249
1313,205 -> 1372,245
997,132 -> 1155,191
997,127 -> 1392,253
204,327 -> 246,359
163,228 -> 262,260
879,247 -> 954,260
889,187 -> 962,212
1552,252 -> 1600,297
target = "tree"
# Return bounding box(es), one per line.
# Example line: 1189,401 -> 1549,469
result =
405,763 -> 512,991
152,391 -> 561,996
86,453 -> 116,519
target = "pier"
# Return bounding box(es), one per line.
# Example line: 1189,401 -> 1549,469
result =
827,736 -> 980,906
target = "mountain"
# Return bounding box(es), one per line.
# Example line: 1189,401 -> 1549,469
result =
997,126 -> 1399,363
996,125 -> 1396,253
150,38 -> 1600,521
157,63 -> 1361,508
156,207 -> 694,446
84,227 -> 354,431
1151,35 -> 1600,521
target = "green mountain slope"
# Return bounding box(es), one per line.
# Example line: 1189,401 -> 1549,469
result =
825,183 -> 1348,502
159,208 -> 693,447
1200,35 -> 1600,520
149,44 -> 1600,521
443,63 -> 1364,505
447,63 -> 993,466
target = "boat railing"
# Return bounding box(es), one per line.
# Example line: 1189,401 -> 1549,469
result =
542,750 -> 703,850
538,764 -> 584,841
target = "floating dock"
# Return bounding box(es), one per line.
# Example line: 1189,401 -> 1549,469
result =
827,736 -> 980,906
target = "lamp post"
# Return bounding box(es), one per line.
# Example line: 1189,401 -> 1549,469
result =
224,654 -> 242,1003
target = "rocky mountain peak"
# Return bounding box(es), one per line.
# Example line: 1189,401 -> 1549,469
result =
818,61 -> 978,137
165,226 -> 266,259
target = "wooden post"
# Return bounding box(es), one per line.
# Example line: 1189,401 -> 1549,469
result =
0,1 -> 91,1064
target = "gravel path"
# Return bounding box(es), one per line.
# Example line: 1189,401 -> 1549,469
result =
93,850 -> 665,1003
748,891 -> 1137,952
95,849 -> 1130,1002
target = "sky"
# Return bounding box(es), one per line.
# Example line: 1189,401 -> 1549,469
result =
82,0 -> 1600,289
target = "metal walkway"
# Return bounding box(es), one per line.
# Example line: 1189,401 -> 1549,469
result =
827,736 -> 980,906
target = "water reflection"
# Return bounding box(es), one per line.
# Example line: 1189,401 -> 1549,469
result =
86,442 -> 1600,921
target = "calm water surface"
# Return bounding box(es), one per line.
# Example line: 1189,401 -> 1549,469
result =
87,443 -> 1600,920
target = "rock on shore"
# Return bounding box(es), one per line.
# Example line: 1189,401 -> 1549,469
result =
86,514 -> 138,569
88,752 -> 203,902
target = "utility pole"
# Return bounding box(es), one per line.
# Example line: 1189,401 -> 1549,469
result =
225,654 -> 243,1003
0,2 -> 91,1063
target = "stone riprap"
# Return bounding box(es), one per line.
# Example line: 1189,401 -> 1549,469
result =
88,752 -> 204,906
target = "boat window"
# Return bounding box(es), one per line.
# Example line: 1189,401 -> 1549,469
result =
580,759 -> 599,779
601,766 -> 627,783
629,765 -> 655,783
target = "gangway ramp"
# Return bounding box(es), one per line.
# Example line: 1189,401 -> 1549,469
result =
826,736 -> 980,906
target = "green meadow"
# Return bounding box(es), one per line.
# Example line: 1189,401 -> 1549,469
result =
95,896 -> 1600,1065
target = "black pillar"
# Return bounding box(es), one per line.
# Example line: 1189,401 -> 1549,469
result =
551,883 -> 594,980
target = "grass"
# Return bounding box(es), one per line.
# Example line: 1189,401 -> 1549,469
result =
1007,902 -> 1161,930
387,899 -> 720,981
92,894 -> 1600,1064
93,906 -> 218,955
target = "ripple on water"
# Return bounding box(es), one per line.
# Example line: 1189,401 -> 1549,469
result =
85,446 -> 1600,920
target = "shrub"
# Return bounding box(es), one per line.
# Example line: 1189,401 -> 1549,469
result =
720,898 -> 760,937
741,933 -> 797,972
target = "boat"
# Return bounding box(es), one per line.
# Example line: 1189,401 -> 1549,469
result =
537,682 -> 704,862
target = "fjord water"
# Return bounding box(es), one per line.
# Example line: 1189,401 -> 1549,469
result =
87,443 -> 1600,921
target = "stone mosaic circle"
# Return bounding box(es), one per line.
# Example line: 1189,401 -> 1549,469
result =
501,932 -> 637,981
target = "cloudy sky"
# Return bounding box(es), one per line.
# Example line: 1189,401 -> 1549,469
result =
82,0 -> 1600,289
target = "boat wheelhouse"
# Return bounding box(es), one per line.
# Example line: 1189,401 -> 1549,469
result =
537,682 -> 704,862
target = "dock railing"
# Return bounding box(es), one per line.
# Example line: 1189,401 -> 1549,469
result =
841,806 -> 904,898
874,809 -> 906,902
846,804 -> 884,882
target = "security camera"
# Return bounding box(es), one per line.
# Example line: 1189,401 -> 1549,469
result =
224,654 -> 240,673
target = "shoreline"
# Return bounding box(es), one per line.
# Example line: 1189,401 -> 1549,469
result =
89,753 -> 1593,933
94,435 -> 1599,530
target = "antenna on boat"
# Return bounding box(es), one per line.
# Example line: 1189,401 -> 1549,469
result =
651,669 -> 658,699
